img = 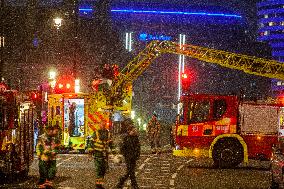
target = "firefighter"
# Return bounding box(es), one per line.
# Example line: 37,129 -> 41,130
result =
116,118 -> 140,189
36,126 -> 60,189
88,121 -> 115,189
147,113 -> 161,154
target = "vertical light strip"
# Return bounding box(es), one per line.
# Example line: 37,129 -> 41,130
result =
178,34 -> 186,113
125,32 -> 129,50
129,32 -> 132,51
125,32 -> 133,52
178,34 -> 182,101
182,34 -> 186,72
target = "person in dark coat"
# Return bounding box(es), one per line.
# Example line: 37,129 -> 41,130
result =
116,118 -> 141,189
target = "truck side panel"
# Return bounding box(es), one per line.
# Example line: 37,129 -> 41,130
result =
242,135 -> 278,160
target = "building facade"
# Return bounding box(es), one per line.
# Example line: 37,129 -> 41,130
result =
257,0 -> 284,93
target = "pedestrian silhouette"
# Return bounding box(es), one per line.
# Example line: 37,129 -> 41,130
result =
116,118 -> 140,189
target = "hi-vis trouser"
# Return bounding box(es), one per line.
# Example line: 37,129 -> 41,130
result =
93,131 -> 111,186
94,151 -> 108,186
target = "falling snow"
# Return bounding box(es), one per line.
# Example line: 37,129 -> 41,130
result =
0,0 -> 281,188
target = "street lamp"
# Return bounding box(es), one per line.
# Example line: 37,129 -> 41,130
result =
53,17 -> 62,68
53,17 -> 62,30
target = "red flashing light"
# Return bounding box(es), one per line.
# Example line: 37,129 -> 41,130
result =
31,91 -> 38,100
181,71 -> 192,93
54,75 -> 75,94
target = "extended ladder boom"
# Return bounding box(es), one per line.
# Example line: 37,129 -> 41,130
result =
111,40 -> 284,97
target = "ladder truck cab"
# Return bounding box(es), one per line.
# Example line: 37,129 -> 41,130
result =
0,82 -> 36,178
174,93 -> 281,168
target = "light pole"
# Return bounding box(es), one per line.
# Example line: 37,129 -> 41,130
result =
53,17 -> 62,68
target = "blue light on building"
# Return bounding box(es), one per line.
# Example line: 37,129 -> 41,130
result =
78,8 -> 242,18
139,33 -> 172,41
257,0 -> 284,92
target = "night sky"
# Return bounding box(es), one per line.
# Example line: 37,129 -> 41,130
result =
4,0 -> 259,33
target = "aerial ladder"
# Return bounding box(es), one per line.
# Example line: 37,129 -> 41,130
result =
110,40 -> 284,105
76,40 -> 284,152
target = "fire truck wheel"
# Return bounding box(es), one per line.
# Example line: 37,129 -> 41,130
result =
212,138 -> 244,168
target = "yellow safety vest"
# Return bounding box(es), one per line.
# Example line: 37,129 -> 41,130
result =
92,129 -> 113,153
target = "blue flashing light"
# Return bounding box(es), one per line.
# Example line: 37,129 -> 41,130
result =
78,8 -> 242,18
79,8 -> 93,12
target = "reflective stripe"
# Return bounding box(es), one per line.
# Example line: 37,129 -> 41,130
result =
94,130 -> 110,152
94,147 -> 108,151
96,178 -> 104,184
95,143 -> 104,147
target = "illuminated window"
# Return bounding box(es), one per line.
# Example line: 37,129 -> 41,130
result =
264,14 -> 268,18
269,22 -> 274,26
277,81 -> 283,86
264,31 -> 269,35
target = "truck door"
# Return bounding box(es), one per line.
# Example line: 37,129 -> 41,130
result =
48,94 -> 63,144
177,98 -> 211,137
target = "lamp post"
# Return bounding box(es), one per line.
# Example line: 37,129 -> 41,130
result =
53,17 -> 62,68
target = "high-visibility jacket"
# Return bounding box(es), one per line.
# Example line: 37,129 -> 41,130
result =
36,134 -> 60,161
89,128 -> 114,156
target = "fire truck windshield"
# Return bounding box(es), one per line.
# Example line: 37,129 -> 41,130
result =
180,97 -> 228,125
180,99 -> 210,124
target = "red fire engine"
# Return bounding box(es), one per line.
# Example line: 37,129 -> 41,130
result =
173,93 -> 281,167
116,40 -> 284,168
0,82 -> 36,177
